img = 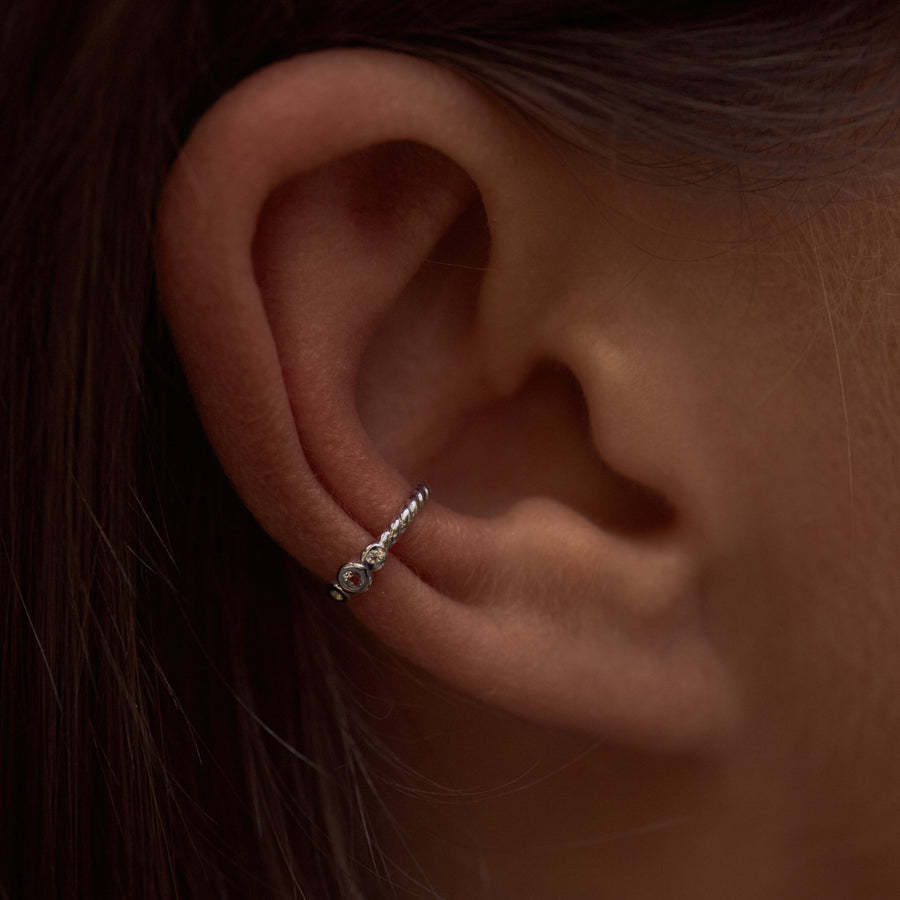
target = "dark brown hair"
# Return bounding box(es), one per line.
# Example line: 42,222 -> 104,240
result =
2,2 -> 898,897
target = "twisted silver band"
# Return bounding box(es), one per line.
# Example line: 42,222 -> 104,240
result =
329,483 -> 431,602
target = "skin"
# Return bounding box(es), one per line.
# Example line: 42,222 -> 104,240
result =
158,50 -> 900,897
360,152 -> 900,897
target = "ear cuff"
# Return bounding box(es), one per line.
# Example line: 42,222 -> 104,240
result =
328,483 -> 430,602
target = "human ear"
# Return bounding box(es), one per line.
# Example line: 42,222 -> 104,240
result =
155,49 -> 736,752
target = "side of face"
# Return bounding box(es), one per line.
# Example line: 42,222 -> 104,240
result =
156,51 -> 900,889
561,159 -> 900,828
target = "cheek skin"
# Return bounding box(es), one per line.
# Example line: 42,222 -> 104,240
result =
557,158 -> 900,726
646,184 -> 900,839
560,150 -> 900,850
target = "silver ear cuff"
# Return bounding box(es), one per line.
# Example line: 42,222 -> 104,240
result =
329,483 -> 431,602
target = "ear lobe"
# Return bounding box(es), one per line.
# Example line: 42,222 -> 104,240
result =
156,49 -> 737,753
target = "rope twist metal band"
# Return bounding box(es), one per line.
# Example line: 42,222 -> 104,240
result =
329,483 -> 430,602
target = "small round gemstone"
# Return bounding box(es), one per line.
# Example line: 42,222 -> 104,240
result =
338,562 -> 371,594
329,586 -> 348,603
361,543 -> 388,570
343,570 -> 362,588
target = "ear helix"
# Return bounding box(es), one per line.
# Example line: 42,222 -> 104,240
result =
328,483 -> 431,602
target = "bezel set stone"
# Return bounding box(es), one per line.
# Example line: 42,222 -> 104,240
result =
337,561 -> 372,594
361,543 -> 388,570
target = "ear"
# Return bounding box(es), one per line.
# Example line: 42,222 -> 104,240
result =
156,49 -> 736,751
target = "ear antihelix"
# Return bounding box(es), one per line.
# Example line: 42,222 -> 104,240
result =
329,483 -> 431,602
